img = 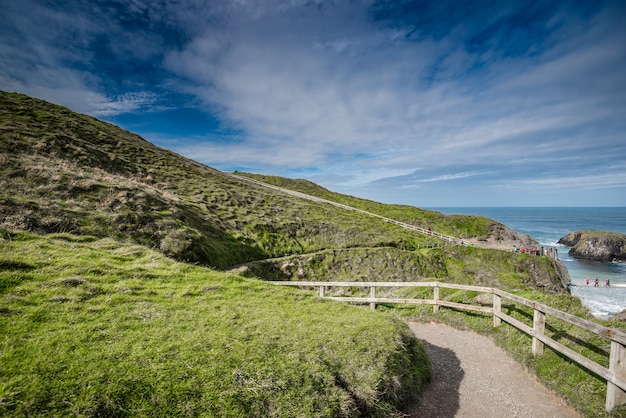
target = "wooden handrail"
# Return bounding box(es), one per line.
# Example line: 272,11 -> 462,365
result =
272,280 -> 626,412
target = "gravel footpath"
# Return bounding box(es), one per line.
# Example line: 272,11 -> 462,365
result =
405,322 -> 581,418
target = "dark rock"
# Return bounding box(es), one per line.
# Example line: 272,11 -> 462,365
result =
558,230 -> 626,262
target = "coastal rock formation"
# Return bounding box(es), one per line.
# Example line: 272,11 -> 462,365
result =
469,222 -> 538,251
558,230 -> 626,262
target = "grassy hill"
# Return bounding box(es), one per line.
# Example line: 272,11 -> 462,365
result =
0,91 -> 563,293
0,90 -> 586,416
0,231 -> 429,416
233,172 -> 495,239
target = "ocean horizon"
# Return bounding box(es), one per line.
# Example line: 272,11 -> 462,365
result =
428,207 -> 626,317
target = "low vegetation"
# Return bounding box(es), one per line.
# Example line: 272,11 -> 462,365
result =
236,172 -> 495,239
0,91 -> 526,275
240,245 -> 566,295
0,230 -> 430,417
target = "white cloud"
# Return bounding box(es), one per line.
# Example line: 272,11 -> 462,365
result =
159,0 -> 626,207
506,171 -> 626,191
1,0 -> 625,206
90,92 -> 160,116
414,171 -> 491,183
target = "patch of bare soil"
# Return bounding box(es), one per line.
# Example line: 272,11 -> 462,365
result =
405,322 -> 581,418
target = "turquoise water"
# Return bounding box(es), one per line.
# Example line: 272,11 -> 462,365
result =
429,207 -> 626,317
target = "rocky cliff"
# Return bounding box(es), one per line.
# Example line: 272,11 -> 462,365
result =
469,222 -> 538,251
558,230 -> 626,262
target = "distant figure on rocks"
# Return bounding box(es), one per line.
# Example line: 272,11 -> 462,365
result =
606,278 -> 610,287
586,277 -> 590,286
594,278 -> 599,287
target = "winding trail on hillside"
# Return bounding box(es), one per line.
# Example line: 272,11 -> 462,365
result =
405,322 -> 581,418
226,173 -> 580,415
227,173 -> 477,247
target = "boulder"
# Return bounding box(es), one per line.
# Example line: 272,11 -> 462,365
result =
558,230 -> 626,262
471,222 -> 538,251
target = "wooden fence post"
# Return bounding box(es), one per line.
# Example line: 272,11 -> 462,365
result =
319,286 -> 325,297
433,285 -> 439,313
606,340 -> 626,412
369,286 -> 376,310
532,305 -> 546,356
493,293 -> 501,327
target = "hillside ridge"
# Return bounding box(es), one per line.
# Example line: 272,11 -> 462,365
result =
228,172 -> 478,246
1,90 -> 565,293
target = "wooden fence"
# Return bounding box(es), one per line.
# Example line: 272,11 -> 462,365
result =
272,280 -> 626,412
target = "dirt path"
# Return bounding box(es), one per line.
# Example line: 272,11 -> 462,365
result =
405,322 -> 581,418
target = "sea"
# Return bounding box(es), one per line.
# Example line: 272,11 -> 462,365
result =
428,207 -> 626,318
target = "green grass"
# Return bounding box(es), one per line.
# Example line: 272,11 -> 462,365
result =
236,172 -> 494,238
242,245 -> 567,298
0,231 -> 430,417
2,90 -> 607,416
1,91 -> 566,299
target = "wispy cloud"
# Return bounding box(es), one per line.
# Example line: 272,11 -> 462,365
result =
88,92 -> 159,116
413,171 -> 491,184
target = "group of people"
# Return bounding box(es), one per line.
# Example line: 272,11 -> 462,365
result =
512,246 -> 557,257
585,277 -> 610,287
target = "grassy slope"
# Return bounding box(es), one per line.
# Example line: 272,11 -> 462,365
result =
236,173 -> 494,239
0,92 -> 435,416
3,91 -> 618,416
0,91 -> 564,292
0,92 -> 438,270
0,230 -> 430,417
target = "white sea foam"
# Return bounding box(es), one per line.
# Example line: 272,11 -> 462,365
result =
539,241 -> 560,247
570,286 -> 626,317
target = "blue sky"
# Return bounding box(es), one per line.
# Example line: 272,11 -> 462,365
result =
1,0 -> 625,207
